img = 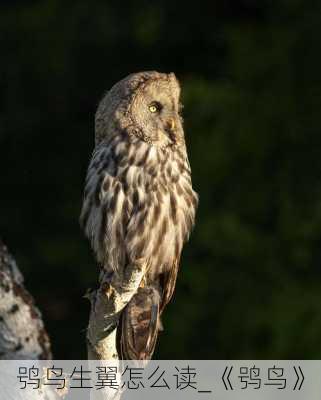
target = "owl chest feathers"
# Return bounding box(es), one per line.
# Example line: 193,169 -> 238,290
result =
80,133 -> 198,276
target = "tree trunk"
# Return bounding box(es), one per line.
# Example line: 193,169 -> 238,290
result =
0,240 -> 51,360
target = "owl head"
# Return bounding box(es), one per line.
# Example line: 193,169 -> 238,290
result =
95,71 -> 185,148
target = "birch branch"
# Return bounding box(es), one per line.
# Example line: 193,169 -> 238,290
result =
0,240 -> 52,360
87,262 -> 145,360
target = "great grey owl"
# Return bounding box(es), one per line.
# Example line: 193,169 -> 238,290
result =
80,71 -> 198,359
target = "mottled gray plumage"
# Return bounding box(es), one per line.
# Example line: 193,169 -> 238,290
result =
80,71 -> 198,359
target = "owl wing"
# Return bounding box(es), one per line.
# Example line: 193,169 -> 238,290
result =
80,139 -> 131,272
159,259 -> 180,313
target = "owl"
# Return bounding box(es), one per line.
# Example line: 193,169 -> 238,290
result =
80,71 -> 198,359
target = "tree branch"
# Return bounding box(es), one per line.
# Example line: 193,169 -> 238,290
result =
87,263 -> 145,359
0,240 -> 52,360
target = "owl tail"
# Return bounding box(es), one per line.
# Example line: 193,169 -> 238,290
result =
118,286 -> 161,360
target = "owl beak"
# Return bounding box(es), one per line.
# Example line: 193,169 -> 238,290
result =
168,118 -> 176,132
164,117 -> 177,143
164,116 -> 184,145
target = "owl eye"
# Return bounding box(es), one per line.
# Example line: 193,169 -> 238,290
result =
149,102 -> 162,113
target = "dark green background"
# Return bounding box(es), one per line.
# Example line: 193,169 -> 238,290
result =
1,0 -> 320,359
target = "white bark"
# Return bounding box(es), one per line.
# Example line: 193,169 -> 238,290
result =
87,262 -> 146,359
0,240 -> 52,360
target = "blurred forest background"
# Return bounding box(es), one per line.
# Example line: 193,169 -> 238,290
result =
0,0 -> 321,359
